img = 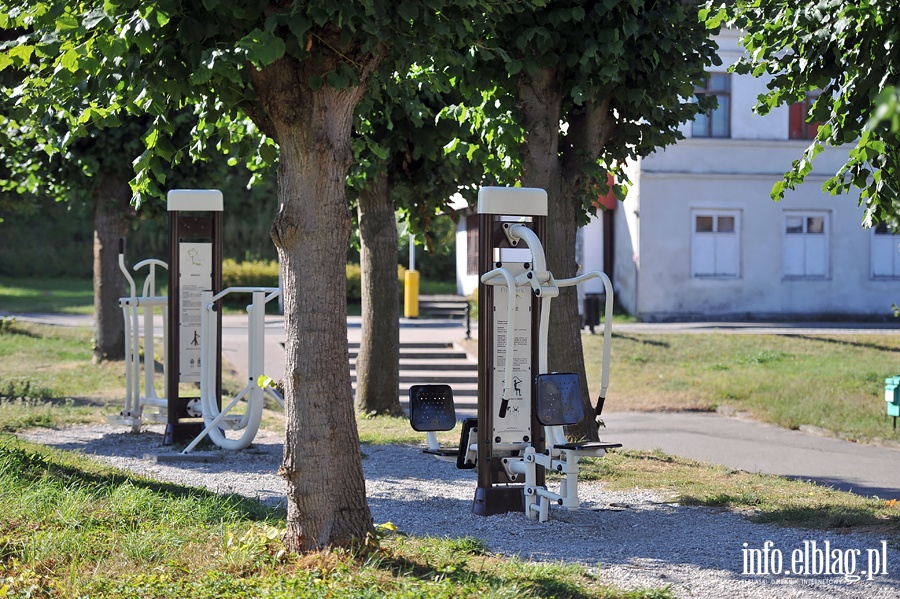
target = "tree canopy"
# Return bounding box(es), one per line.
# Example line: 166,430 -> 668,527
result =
717,0 -> 900,227
0,0 -> 516,552
1,0 -> 721,549
452,0 -> 719,438
458,0 -> 719,216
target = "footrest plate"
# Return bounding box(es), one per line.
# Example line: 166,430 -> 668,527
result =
554,441 -> 622,452
424,448 -> 460,457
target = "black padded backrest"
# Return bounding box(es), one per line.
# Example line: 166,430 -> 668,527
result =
409,384 -> 457,432
534,373 -> 584,426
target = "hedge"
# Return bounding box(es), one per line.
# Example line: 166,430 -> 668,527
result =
222,259 -> 407,302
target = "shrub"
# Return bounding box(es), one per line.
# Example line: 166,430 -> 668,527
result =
346,263 -> 362,301
222,259 -> 280,289
223,260 -> 408,302
347,263 -> 407,302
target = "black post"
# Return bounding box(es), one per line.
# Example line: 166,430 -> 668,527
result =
164,190 -> 223,446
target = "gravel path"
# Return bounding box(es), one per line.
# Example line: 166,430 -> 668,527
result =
15,424 -> 900,598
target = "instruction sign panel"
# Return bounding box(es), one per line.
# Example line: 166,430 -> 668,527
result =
178,242 -> 212,382
491,263 -> 532,442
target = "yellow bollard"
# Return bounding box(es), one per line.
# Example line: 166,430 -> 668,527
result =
404,270 -> 420,318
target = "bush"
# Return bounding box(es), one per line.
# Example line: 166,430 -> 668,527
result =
222,259 -> 280,289
347,263 -> 407,302
223,261 -> 407,302
345,263 -> 362,301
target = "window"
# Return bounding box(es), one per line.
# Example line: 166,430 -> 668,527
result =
693,73 -> 731,138
872,223 -> 900,278
789,92 -> 822,140
783,212 -> 829,277
692,210 -> 739,277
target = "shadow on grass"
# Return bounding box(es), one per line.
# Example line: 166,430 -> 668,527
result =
789,334 -> 900,354
0,436 -> 283,522
611,333 -> 670,348
679,493 -> 900,535
378,551 -> 615,599
0,321 -> 41,338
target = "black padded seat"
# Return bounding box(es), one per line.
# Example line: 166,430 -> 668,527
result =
534,373 -> 584,426
409,384 -> 456,432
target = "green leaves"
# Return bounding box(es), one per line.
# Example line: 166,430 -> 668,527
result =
55,14 -> 80,31
731,0 -> 900,223
8,44 -> 34,67
237,29 -> 285,67
397,2 -> 419,21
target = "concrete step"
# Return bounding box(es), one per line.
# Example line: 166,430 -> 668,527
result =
350,337 -> 478,407
349,350 -> 470,361
348,342 -> 455,350
351,359 -> 476,371
352,372 -> 478,384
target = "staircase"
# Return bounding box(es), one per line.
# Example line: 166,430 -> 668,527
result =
349,340 -> 478,414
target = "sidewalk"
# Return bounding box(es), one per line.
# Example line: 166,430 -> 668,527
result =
603,411 -> 900,500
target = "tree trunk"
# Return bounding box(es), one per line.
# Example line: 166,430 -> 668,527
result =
355,172 -> 402,416
91,175 -> 134,364
518,68 -> 598,442
547,179 -> 597,441
558,99 -> 616,440
252,55 -> 375,551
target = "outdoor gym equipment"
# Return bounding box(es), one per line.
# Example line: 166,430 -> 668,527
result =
110,189 -> 282,453
409,186 -> 620,522
181,286 -> 283,453
165,189 -> 224,445
109,240 -> 168,433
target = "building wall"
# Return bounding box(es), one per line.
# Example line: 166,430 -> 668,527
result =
456,29 -> 900,320
616,30 -> 900,320
630,171 -> 900,320
456,213 -> 479,297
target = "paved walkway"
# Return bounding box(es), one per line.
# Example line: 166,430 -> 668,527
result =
11,311 -> 900,500
604,412 -> 900,500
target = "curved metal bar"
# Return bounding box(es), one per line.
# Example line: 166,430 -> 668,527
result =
186,288 -> 281,452
480,267 -> 517,410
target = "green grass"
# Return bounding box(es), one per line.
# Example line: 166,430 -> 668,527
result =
0,276 -> 94,315
1,432 -> 895,599
584,332 -> 900,444
577,449 -> 900,536
0,436 -> 667,599
3,283 -> 900,563
2,323 -> 900,596
0,320 -> 122,430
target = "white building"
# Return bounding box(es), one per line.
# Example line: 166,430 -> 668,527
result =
457,29 -> 900,321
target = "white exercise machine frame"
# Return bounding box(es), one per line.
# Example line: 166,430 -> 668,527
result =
110,189 -> 284,452
483,220 -> 615,522
181,287 -> 284,453
408,186 -> 619,522
109,241 -> 169,432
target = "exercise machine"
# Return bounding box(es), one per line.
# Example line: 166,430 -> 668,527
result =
409,186 -> 619,521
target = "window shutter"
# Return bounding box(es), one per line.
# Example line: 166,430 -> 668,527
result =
789,103 -> 805,140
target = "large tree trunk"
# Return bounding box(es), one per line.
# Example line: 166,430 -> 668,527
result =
251,55 -> 375,552
559,98 -> 616,440
355,172 -> 401,416
91,175 -> 134,364
518,68 -> 598,441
